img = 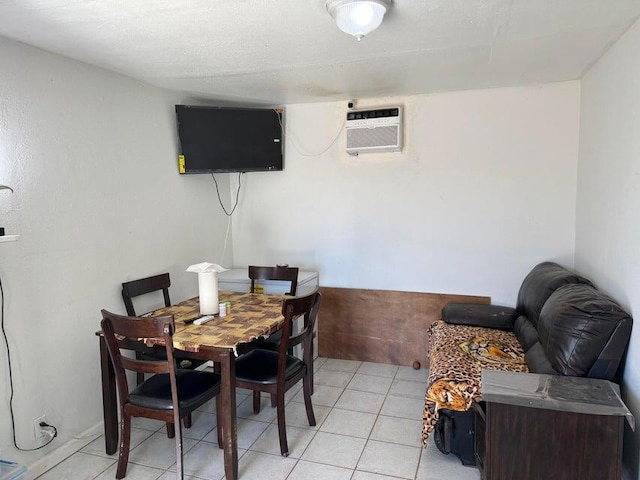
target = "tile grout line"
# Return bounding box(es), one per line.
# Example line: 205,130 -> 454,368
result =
352,365 -> 417,480
42,361 -> 439,480
283,360 -> 352,477
307,362 -> 358,479
283,362 -> 359,478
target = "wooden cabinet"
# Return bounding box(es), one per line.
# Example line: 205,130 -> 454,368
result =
476,371 -> 632,480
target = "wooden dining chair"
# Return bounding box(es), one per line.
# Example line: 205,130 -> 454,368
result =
101,309 -> 222,480
248,265 -> 318,399
248,265 -> 298,353
234,291 -> 321,457
248,265 -> 299,297
121,273 -> 172,317
122,273 -> 206,385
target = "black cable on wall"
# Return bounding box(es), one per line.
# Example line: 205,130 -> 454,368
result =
1,271 -> 57,451
211,172 -> 243,217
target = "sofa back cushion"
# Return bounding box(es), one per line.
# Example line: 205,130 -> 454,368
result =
537,283 -> 632,378
516,262 -> 593,327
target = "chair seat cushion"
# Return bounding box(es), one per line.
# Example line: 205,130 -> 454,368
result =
235,349 -> 305,385
138,350 -> 168,362
257,330 -> 282,351
138,350 -> 203,370
130,370 -> 220,411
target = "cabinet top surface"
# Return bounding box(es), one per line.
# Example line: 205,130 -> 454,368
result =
481,370 -> 634,428
218,268 -> 319,284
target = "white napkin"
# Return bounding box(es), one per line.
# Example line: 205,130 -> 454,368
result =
186,262 -> 228,274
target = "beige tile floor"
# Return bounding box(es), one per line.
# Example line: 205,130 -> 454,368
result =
35,358 -> 480,480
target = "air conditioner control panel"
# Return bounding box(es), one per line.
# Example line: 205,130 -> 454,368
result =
347,107 -> 400,121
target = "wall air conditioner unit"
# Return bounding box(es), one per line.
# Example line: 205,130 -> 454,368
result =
345,106 -> 403,156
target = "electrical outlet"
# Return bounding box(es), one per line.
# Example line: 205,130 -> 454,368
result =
34,415 -> 47,439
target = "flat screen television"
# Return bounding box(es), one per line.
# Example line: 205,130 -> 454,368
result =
175,105 -> 283,173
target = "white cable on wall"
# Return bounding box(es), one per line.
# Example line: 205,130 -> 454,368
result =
276,109 -> 345,157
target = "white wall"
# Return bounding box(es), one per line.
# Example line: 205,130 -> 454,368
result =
232,83 -> 581,305
576,18 -> 640,479
0,31 -> 590,473
0,36 -> 232,460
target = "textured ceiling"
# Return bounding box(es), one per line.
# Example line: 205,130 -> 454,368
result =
0,0 -> 639,105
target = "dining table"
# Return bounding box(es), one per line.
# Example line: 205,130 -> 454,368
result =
97,291 -> 286,480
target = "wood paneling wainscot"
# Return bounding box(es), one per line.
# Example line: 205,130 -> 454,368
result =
318,287 -> 490,368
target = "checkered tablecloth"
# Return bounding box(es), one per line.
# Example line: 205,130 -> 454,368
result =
144,291 -> 284,352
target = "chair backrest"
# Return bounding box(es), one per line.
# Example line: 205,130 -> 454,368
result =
100,309 -> 178,409
121,273 -> 172,316
279,291 -> 321,362
248,266 -> 299,296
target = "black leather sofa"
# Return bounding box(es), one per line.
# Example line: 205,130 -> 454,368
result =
425,261 -> 633,464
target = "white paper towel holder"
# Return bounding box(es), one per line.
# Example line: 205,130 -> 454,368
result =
186,262 -> 228,316
197,271 -> 219,315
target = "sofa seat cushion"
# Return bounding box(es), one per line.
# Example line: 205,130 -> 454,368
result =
514,315 -> 539,352
459,336 -> 526,365
516,262 -> 594,327
525,341 -> 560,375
537,283 -> 632,377
422,321 -> 528,445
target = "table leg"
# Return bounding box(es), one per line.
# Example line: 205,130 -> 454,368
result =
219,351 -> 238,480
99,336 -> 118,455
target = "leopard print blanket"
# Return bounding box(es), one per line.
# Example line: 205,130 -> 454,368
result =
422,320 -> 528,444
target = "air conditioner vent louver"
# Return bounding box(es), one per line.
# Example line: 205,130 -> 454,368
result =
345,106 -> 402,156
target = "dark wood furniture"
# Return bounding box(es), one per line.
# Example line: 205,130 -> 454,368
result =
248,265 -> 301,405
234,292 -> 320,457
98,292 -> 286,480
248,265 -> 299,296
475,370 -> 633,480
318,287 -> 490,367
121,273 -> 172,317
248,265 -> 299,351
121,273 -> 207,386
100,310 -> 222,480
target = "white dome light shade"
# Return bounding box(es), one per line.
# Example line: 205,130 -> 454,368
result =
326,0 -> 391,41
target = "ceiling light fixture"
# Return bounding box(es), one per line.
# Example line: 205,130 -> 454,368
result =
326,0 -> 392,41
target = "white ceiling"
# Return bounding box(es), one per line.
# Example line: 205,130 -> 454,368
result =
1,0 -> 639,105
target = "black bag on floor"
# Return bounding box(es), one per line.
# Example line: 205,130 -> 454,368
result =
433,409 -> 476,466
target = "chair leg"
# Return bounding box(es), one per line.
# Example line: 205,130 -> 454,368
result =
303,374 -> 316,427
253,391 -> 261,414
276,390 -> 289,457
174,417 -> 184,480
166,422 -> 175,438
183,413 -> 192,429
216,397 -> 224,449
271,394 -> 277,408
115,413 -> 131,479
310,342 -> 315,395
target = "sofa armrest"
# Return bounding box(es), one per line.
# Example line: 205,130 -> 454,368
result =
441,304 -> 517,330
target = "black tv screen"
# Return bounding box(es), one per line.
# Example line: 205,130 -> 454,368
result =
175,105 -> 283,173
